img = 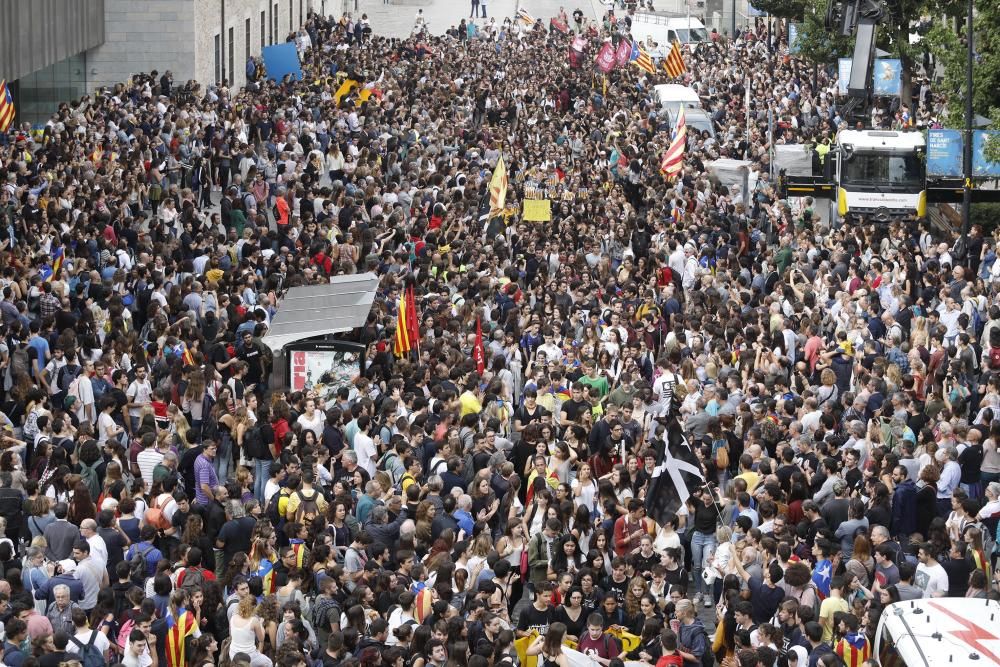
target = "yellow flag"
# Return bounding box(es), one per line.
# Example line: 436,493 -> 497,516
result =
488,155 -> 508,216
334,78 -> 359,104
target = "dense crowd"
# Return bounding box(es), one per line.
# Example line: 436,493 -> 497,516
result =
0,4 -> 990,667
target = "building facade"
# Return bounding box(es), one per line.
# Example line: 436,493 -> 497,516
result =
0,0 -> 332,126
88,0 -> 329,95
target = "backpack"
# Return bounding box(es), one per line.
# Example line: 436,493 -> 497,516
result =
267,488 -> 291,526
293,489 -> 320,523
10,343 -> 29,380
69,629 -> 104,667
0,491 -> 23,543
78,457 -> 101,499
65,374 -> 85,411
180,566 -> 206,593
759,415 -> 783,447
312,595 -> 341,645
698,626 -> 715,667
989,346 -> 1000,371
57,363 -> 80,396
129,544 -> 155,583
243,424 -> 268,460
117,617 -> 135,650
143,494 -> 173,531
969,300 -> 985,336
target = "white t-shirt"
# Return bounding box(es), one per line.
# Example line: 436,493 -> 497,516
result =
68,628 -> 111,659
123,644 -> 154,667
73,375 -> 95,423
915,561 -> 949,598
354,432 -> 376,477
126,379 -> 153,418
296,411 -> 325,439
97,412 -> 117,446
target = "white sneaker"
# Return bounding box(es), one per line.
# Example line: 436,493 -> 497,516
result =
692,593 -> 701,606
703,595 -> 712,608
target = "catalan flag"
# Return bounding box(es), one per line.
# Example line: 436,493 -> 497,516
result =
630,42 -> 656,75
660,105 -> 687,179
46,247 -> 64,283
0,81 -> 14,133
488,154 -> 508,217
834,632 -> 871,667
181,344 -> 195,367
394,286 -> 419,358
164,609 -> 197,667
663,41 -> 687,78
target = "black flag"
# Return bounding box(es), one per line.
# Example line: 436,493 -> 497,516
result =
644,417 -> 707,526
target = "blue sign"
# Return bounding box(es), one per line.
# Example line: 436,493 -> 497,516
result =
261,43 -> 303,82
927,129 -> 963,177
873,59 -> 901,97
837,59 -> 852,95
973,130 -> 1000,178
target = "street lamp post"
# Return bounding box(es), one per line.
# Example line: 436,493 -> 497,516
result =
961,0 -> 974,260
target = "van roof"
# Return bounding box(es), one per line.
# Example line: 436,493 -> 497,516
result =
837,129 -> 925,150
879,598 -> 1000,667
654,84 -> 701,107
632,13 -> 707,30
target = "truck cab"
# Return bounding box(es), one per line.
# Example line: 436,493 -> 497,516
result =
834,129 -> 926,221
874,598 -> 1000,666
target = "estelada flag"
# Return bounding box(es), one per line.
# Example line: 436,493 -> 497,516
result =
615,39 -> 632,68
595,41 -> 616,73
473,317 -> 486,374
182,345 -> 195,367
660,105 -> 687,179
0,80 -> 14,133
164,609 -> 197,667
664,40 -> 687,78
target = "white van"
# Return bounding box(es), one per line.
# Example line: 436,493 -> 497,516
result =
653,84 -> 702,110
629,13 -> 709,49
874,598 -> 1000,666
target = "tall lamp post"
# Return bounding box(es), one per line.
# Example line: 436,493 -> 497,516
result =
961,0 -> 974,258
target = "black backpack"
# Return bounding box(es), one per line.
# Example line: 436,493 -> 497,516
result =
243,424 -> 268,460
129,545 -> 155,584
293,489 -> 321,523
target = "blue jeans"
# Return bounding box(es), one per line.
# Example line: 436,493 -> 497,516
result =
254,459 -> 271,503
690,531 -> 717,598
215,433 -> 232,482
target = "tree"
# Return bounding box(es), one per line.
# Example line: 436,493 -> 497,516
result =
745,0 -> 808,17
923,0 -> 1000,161
794,0 -> 852,68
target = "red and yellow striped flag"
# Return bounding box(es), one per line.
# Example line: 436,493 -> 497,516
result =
660,105 -> 687,179
0,81 -> 14,133
663,41 -> 687,78
393,286 -> 419,358
164,610 -> 197,667
633,47 -> 656,75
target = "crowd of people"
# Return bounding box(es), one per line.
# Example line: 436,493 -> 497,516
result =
0,4 -> 989,667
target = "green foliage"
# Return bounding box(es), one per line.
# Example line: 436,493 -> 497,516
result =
923,0 -> 1000,161
795,0 -> 852,65
971,203 -> 1000,232
748,0 -> 808,19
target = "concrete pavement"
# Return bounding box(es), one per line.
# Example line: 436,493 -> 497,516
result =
344,0 -> 606,38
